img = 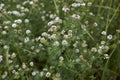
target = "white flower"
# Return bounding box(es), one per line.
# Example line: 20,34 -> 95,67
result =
77,36 -> 80,39
82,43 -> 87,47
4,26 -> 8,29
89,12 -> 95,16
91,47 -> 97,52
62,7 -> 70,12
71,14 -> 80,19
30,62 -> 34,66
101,41 -> 106,45
29,1 -> 34,5
22,63 -> 26,69
7,11 -> 12,14
40,71 -> 44,77
46,72 -> 51,78
80,3 -> 86,6
104,54 -> 109,59
41,16 -> 45,21
0,6 -> 2,10
73,43 -> 77,47
16,4 -> 21,8
11,52 -> 16,58
14,19 -> 22,24
2,71 -> 7,79
98,48 -> 102,54
35,49 -> 40,53
101,31 -> 106,35
35,36 -> 41,41
0,26 -> 2,28
53,41 -> 60,46
31,46 -> 35,50
26,30 -> 31,34
75,49 -> 80,53
0,3 -> 4,7
50,66 -> 55,69
39,44 -> 43,47
68,33 -> 72,37
4,21 -> 11,24
32,71 -> 36,76
40,37 -> 46,43
56,73 -> 61,77
93,22 -> 98,27
59,56 -> 64,61
61,30 -> 65,34
81,25 -> 86,30
99,45 -> 104,49
24,37 -> 30,43
0,55 -> 3,62
64,35 -> 69,39
20,13 -> 25,16
12,70 -> 16,74
15,72 -> 19,75
68,30 -> 72,35
62,40 -> 68,46
12,11 -> 20,16
20,6 -> 25,10
71,3 -> 80,7
104,46 -> 109,52
54,17 -> 62,23
43,68 -> 48,71
76,58 -> 80,63
49,14 -> 55,19
50,34 -> 56,39
107,34 -> 112,40
48,25 -> 57,32
48,21 -> 54,26
41,32 -> 48,37
12,23 -> 17,28
15,65 -> 19,68
3,45 -> 9,49
8,60 -> 13,64
2,74 -> 6,79
24,19 -> 29,23
116,29 -> 120,33
23,8 -> 29,12
19,42 -> 23,46
2,31 -> 7,35
87,2 -> 92,6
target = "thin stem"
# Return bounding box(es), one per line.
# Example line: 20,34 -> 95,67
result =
96,0 -> 104,17
85,30 -> 94,41
101,45 -> 117,80
53,0 -> 59,15
105,5 -> 120,33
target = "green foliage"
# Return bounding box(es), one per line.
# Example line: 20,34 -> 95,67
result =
0,0 -> 120,80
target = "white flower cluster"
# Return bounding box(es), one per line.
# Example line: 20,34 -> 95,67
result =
62,7 -> 70,12
0,3 -> 4,10
71,14 -> 80,19
48,17 -> 62,26
0,55 -> 3,62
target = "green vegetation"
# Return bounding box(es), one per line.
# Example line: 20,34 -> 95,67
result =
0,0 -> 120,80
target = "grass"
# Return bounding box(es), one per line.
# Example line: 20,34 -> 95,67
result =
0,0 -> 120,80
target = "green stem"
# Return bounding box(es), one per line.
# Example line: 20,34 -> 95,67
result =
85,30 -> 94,40
96,0 -> 104,17
53,0 -> 59,15
5,48 -> 9,68
105,5 -> 120,34
101,45 -> 117,80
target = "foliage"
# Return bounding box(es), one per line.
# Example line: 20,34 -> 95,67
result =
0,0 -> 120,80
